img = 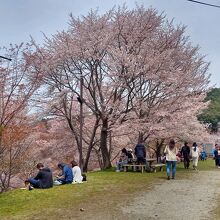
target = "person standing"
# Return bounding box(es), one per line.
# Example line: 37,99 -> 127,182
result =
25,163 -> 53,189
134,142 -> 146,164
191,142 -> 200,170
181,142 -> 190,169
214,144 -> 219,167
164,139 -> 178,180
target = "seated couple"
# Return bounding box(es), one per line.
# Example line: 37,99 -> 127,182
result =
25,160 -> 84,190
116,148 -> 135,171
116,143 -> 146,172
55,161 -> 84,185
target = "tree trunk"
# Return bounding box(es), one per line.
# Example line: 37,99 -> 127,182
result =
100,118 -> 111,169
138,132 -> 144,143
83,118 -> 100,172
156,139 -> 164,162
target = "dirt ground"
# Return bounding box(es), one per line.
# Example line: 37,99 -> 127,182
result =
122,170 -> 220,220
80,170 -> 220,220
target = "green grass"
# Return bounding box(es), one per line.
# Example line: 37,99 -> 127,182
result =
177,157 -> 215,171
0,159 -> 216,220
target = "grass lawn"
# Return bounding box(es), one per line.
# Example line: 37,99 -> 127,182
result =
0,158 -> 216,220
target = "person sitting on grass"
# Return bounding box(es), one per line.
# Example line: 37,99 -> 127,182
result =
25,163 -> 53,190
70,160 -> 83,184
56,163 -> 73,184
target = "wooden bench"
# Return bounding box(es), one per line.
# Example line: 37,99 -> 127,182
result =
123,164 -> 146,173
150,163 -> 166,172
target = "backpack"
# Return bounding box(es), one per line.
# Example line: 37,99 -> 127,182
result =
82,173 -> 87,181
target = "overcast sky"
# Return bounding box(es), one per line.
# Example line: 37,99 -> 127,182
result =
0,0 -> 219,87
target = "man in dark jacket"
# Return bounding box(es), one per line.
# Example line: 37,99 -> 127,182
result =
214,144 -> 220,167
26,163 -> 53,189
135,143 -> 146,164
181,142 -> 190,169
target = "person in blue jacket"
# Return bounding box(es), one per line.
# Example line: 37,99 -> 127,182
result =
57,163 -> 73,184
200,148 -> 207,161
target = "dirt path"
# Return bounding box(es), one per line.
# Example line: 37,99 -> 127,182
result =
122,171 -> 220,220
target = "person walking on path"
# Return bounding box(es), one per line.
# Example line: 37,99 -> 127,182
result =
213,144 -> 220,167
164,139 -> 178,180
191,142 -> 200,170
181,142 -> 190,169
25,163 -> 53,189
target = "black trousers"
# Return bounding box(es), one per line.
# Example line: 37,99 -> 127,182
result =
183,157 -> 190,168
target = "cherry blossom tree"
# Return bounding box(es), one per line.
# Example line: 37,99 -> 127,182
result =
28,5 -> 210,169
0,44 -> 39,192
111,10 -> 210,142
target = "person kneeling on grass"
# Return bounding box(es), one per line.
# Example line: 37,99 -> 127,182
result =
25,163 -> 53,189
56,163 -> 73,184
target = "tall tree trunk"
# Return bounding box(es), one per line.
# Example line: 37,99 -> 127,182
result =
100,118 -> 111,169
83,117 -> 100,172
138,132 -> 144,143
156,139 -> 164,162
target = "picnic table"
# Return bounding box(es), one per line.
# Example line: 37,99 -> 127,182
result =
150,163 -> 166,172
123,164 -> 146,173
146,158 -> 156,167
123,158 -> 164,173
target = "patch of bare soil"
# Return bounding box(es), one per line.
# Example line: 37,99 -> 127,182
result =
122,171 -> 220,220
77,171 -> 220,220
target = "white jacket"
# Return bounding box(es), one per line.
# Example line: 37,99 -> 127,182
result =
72,166 -> 83,183
164,146 -> 178,161
191,147 -> 200,158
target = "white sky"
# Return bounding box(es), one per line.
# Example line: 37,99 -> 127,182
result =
0,0 -> 219,87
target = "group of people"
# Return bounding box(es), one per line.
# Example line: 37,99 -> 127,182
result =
116,139 -> 206,180
179,141 -> 201,170
116,143 -> 147,172
164,140 -> 202,180
25,160 -> 85,190
116,148 -> 134,171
